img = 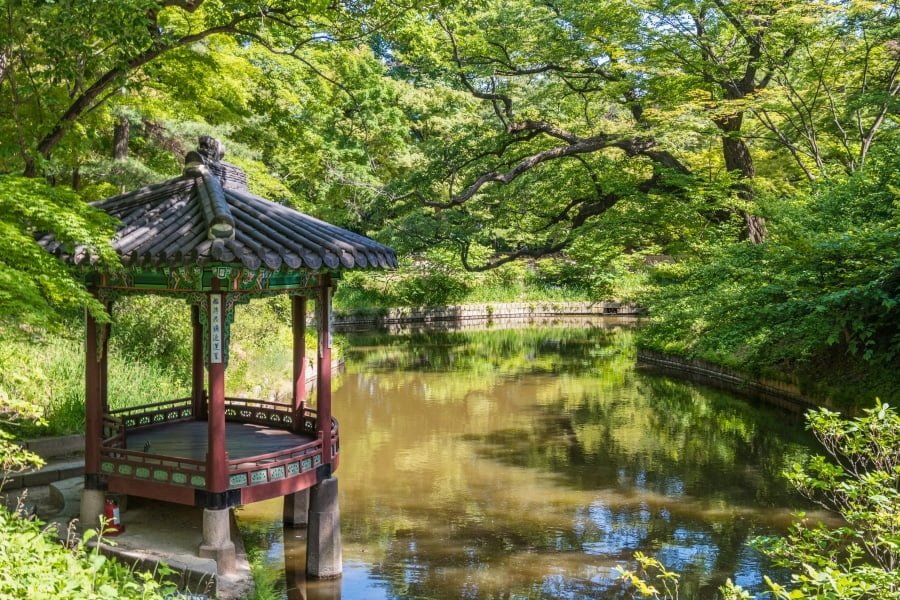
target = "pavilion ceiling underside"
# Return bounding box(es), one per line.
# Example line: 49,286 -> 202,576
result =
38,169 -> 397,272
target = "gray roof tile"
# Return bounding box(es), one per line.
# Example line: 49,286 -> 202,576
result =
40,138 -> 397,272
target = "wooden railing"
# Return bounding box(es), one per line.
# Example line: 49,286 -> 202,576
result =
99,398 -> 338,493
226,435 -> 324,489
109,398 -> 193,428
224,397 -> 294,428
101,415 -> 126,448
99,446 -> 207,488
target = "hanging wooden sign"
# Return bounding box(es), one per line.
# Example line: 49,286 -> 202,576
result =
210,294 -> 222,363
327,287 -> 333,350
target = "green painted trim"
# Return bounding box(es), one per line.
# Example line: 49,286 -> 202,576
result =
89,265 -> 328,294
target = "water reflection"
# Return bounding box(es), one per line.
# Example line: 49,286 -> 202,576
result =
236,323 -> 818,599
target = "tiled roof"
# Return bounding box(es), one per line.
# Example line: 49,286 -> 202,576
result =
39,137 -> 397,271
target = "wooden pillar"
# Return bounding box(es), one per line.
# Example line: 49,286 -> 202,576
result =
292,296 -> 308,430
316,275 -> 333,466
84,306 -> 102,479
99,301 -> 111,415
191,304 -> 206,419
206,283 -> 228,493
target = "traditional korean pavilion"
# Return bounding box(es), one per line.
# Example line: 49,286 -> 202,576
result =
39,136 -> 396,577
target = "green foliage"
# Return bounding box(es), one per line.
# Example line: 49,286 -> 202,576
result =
246,547 -> 282,600
111,296 -> 192,379
0,508 -> 173,599
756,402 -> 900,599
0,333 -> 190,437
617,551 -> 683,599
0,176 -> 117,328
638,150 -> 900,404
335,257 -> 592,311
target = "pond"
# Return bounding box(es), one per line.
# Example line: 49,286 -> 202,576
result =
236,321 -> 822,599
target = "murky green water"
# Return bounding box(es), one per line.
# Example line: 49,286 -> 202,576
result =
237,323 -> 821,599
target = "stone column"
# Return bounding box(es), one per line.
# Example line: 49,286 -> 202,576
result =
284,489 -> 310,527
198,507 -> 236,575
306,477 -> 341,578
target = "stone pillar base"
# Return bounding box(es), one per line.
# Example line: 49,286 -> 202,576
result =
307,476 -> 342,579
284,489 -> 310,528
198,508 -> 236,575
80,488 -> 105,530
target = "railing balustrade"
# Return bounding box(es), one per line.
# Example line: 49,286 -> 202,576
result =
109,397 -> 193,428
98,398 -> 338,495
99,446 -> 207,488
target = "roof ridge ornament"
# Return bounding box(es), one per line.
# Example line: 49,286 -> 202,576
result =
184,136 -> 249,193
198,135 -> 226,164
183,135 -> 225,173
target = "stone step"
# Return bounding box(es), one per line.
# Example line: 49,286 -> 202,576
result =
48,476 -> 83,521
5,459 -> 84,490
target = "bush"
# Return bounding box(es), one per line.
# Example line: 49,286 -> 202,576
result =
0,506 -> 174,599
619,402 -> 900,599
757,401 -> 900,599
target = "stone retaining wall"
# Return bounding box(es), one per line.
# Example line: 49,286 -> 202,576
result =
637,348 -> 831,414
18,434 -> 84,459
333,301 -> 640,332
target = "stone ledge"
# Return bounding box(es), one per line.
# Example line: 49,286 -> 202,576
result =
332,301 -> 642,331
19,434 -> 84,459
5,459 -> 85,490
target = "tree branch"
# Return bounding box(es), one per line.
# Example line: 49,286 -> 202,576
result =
31,11 -> 262,171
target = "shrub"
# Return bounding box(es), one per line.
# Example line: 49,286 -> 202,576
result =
0,506 -> 174,599
619,402 -> 900,599
757,401 -> 900,599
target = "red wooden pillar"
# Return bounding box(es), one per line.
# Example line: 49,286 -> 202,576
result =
206,282 -> 228,493
291,295 -> 308,430
84,306 -> 102,480
316,275 -> 333,466
99,301 -> 111,415
191,304 -> 206,419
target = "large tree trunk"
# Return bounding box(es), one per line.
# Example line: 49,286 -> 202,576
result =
112,116 -> 130,160
715,113 -> 767,243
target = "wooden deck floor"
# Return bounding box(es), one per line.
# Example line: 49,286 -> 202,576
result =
125,421 -> 315,461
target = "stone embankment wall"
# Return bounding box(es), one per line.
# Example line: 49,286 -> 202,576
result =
637,349 -> 830,414
332,301 -> 640,332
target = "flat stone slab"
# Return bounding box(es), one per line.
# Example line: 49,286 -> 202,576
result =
102,498 -> 252,599
5,458 -> 85,490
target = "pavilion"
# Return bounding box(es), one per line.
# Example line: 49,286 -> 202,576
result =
38,136 -> 396,577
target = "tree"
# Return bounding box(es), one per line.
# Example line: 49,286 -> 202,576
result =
754,1 -> 900,180
380,1 -> 705,271
0,0 -> 414,326
0,0 -> 411,176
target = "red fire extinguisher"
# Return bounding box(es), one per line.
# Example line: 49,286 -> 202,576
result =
103,498 -> 125,536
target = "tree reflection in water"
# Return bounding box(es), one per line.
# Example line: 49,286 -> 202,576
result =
237,324 -> 820,599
